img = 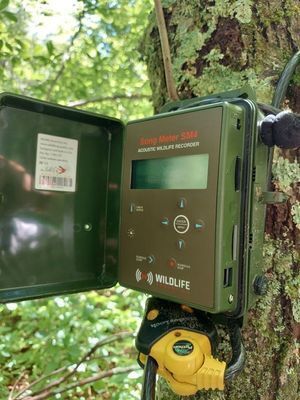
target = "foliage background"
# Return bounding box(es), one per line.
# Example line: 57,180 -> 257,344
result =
0,0 -> 153,120
0,0 -> 153,398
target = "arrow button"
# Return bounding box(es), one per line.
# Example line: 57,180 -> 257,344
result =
161,217 -> 169,226
195,220 -> 205,230
147,255 -> 155,264
178,198 -> 186,209
177,239 -> 185,250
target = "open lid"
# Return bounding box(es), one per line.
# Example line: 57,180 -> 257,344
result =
0,93 -> 123,302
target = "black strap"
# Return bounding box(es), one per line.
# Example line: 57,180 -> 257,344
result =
141,356 -> 158,400
224,323 -> 246,381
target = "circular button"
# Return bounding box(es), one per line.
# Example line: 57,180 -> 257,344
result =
173,215 -> 190,234
168,258 -> 177,268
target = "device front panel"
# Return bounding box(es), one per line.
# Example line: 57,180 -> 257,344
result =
119,106 -> 223,311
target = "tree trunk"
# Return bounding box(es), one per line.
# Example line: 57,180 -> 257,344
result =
141,1 -> 300,399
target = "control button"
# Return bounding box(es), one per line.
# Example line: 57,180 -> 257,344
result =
147,255 -> 155,264
177,198 -> 186,209
161,217 -> 169,226
177,239 -> 185,250
127,228 -> 135,238
168,258 -> 177,268
194,220 -> 205,230
173,215 -> 190,234
129,203 -> 136,213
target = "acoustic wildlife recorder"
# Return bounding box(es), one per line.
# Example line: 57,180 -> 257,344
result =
0,87 -> 267,316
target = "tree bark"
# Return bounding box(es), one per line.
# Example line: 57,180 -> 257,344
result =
141,1 -> 300,399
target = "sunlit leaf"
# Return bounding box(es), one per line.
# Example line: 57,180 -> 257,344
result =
4,41 -> 13,51
46,40 -> 54,55
0,0 -> 9,12
2,10 -> 17,21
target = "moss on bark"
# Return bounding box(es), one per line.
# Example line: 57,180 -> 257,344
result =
142,0 -> 300,111
140,1 -> 300,398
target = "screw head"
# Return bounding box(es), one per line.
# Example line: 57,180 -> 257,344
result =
84,223 -> 92,231
228,294 -> 234,304
147,309 -> 159,321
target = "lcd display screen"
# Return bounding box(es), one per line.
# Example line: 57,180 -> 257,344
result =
131,154 -> 209,189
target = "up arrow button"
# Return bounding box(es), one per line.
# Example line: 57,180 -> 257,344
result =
178,198 -> 186,209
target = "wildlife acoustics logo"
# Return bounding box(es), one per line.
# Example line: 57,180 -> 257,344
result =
172,340 -> 194,356
135,269 -> 153,286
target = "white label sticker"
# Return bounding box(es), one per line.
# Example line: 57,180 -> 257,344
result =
35,133 -> 78,192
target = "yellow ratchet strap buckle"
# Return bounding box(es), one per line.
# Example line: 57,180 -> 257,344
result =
137,298 -> 245,397
140,329 -> 225,396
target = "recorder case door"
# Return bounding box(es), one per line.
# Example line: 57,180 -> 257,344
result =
0,94 -> 123,303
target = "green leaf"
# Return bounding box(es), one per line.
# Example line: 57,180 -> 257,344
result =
46,40 -> 54,55
0,0 -> 9,12
2,10 -> 17,22
5,41 -> 13,51
15,38 -> 24,48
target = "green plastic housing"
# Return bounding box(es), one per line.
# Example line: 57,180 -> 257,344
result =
0,94 -> 123,302
0,89 -> 270,320
118,95 -> 268,317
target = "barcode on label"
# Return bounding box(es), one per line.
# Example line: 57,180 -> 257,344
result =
40,176 -> 73,187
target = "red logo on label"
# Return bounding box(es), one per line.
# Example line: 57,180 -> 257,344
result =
139,131 -> 198,147
56,166 -> 66,174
